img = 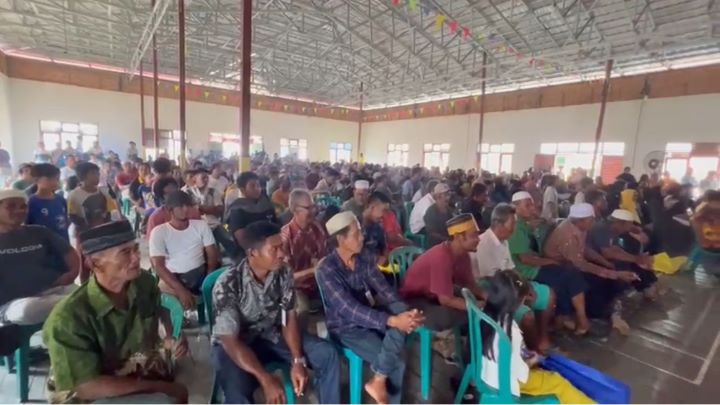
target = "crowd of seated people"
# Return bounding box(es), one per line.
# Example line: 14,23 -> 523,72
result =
0,139 -> 718,404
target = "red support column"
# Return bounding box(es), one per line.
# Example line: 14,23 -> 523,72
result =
239,0 -> 252,171
178,0 -> 187,168
357,82 -> 364,162
477,51 -> 487,171
151,0 -> 160,153
590,59 -> 614,177
139,61 -> 146,148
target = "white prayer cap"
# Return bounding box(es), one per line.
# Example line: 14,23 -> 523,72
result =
568,203 -> 594,219
0,189 -> 27,203
610,209 -> 638,223
511,191 -> 533,203
372,172 -> 383,179
325,211 -> 358,236
354,180 -> 370,190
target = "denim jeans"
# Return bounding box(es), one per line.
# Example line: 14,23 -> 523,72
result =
334,301 -> 409,404
211,333 -> 340,404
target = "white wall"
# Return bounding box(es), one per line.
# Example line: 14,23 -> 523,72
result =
0,72 -> 12,161
362,93 -> 720,174
6,78 -> 357,164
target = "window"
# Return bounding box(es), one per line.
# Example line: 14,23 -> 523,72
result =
665,143 -> 693,153
663,142 -> 719,185
387,143 -> 409,166
280,138 -> 308,160
40,120 -> 99,152
209,133 -> 263,158
142,129 -> 183,161
538,142 -> 625,175
330,143 -> 353,163
479,143 -> 514,174
423,143 -> 450,170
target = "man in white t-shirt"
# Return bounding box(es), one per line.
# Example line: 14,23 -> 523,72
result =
408,179 -> 440,234
208,162 -> 230,195
149,190 -> 220,310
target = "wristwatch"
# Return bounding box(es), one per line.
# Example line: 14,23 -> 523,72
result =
293,356 -> 307,366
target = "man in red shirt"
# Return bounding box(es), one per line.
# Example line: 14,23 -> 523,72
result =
280,189 -> 328,314
399,213 -> 485,331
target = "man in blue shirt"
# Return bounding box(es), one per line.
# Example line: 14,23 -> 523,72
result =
362,191 -> 390,260
26,163 -> 69,241
316,211 -> 425,404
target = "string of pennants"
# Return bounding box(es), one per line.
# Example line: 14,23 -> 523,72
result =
159,81 -> 354,119
390,0 -> 569,74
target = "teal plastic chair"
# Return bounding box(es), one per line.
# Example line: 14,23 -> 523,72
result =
161,294 -> 185,339
2,323 -> 43,402
316,280 -> 365,404
316,195 -> 341,209
201,268 -> 295,404
686,244 -> 720,272
403,202 -> 427,249
150,269 -> 206,325
454,289 -> 558,404
391,246 -> 463,401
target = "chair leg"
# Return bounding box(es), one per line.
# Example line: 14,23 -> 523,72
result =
453,364 -> 474,405
197,302 -> 207,325
419,328 -> 432,401
686,246 -> 702,272
15,339 -> 30,403
453,326 -> 466,370
348,354 -> 364,405
282,368 -> 295,405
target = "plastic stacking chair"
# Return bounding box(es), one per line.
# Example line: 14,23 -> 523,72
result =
201,268 -> 295,404
685,244 -> 720,272
161,294 -> 185,339
454,289 -> 559,404
403,202 -> 427,248
3,323 -> 43,402
316,280 -> 365,404
390,246 -> 462,401
150,269 -> 206,325
316,195 -> 341,209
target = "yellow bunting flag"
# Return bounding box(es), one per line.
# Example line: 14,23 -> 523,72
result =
283,105 -> 289,111
435,15 -> 446,30
173,84 -> 180,92
221,95 -> 227,102
203,91 -> 210,99
408,0 -> 417,11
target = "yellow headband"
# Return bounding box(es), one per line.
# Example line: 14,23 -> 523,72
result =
447,219 -> 479,236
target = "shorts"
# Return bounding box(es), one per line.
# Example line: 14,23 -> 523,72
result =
175,266 -> 206,295
478,279 -> 550,322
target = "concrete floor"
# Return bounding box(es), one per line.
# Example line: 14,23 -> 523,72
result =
2,266 -> 720,403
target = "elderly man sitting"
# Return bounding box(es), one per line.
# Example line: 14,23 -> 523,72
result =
317,211 -> 424,404
509,191 -> 589,335
44,221 -> 189,403
544,203 -> 640,334
212,221 -> 340,404
341,180 -> 370,218
588,209 -> 659,299
0,189 -> 79,326
423,183 -> 454,248
472,204 -> 555,352
281,189 -> 328,315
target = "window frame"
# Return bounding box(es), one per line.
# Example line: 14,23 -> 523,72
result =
40,120 -> 99,152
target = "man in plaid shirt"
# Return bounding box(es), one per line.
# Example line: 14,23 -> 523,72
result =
317,211 -> 425,404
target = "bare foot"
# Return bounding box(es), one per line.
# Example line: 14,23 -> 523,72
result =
562,318 -> 576,331
575,318 -> 590,336
611,314 -> 630,335
364,375 -> 389,404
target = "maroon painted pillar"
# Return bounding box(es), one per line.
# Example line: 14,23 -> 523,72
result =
139,61 -> 146,146
178,0 -> 187,167
239,0 -> 252,171
590,59 -> 614,177
357,82 -> 364,162
476,51 -> 487,171
151,0 -> 160,153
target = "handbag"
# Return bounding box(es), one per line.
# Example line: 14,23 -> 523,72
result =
541,353 -> 631,404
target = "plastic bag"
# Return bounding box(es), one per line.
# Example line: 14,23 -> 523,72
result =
652,252 -> 687,275
542,354 -> 631,404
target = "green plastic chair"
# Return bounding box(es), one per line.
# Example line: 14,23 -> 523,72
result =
2,323 -> 43,402
161,294 -> 185,339
391,246 -> 463,401
150,268 -> 206,325
454,288 -> 559,404
201,267 -> 295,404
316,195 -> 341,209
316,279 -> 365,405
686,244 -> 720,272
403,202 -> 427,248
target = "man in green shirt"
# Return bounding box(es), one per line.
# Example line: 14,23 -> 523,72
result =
11,163 -> 34,191
508,191 -> 590,335
43,221 -> 188,403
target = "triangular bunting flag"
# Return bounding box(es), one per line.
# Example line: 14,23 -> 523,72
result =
435,15 -> 446,30
408,0 -> 417,11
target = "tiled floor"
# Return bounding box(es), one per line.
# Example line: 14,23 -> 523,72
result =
2,266 -> 720,403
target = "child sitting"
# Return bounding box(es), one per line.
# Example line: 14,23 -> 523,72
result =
481,270 -> 594,404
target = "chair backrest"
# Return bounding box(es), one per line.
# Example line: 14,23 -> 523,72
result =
160,294 -> 184,339
201,267 -> 230,330
403,202 -> 415,232
388,246 -> 424,286
461,288 -> 515,403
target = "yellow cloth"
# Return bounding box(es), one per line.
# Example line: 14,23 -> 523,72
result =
521,369 -> 595,404
619,190 -> 640,222
378,263 -> 400,274
652,252 -> 687,274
